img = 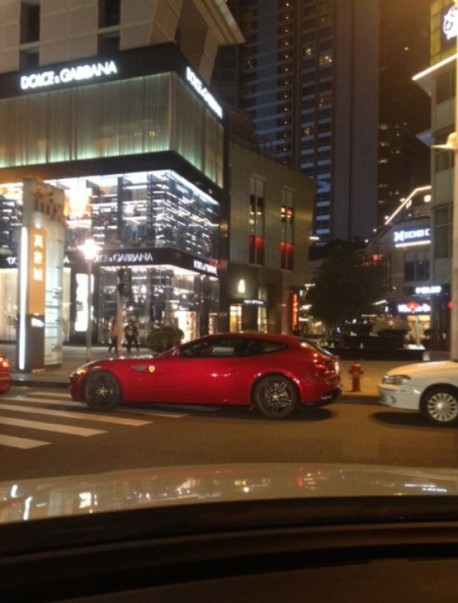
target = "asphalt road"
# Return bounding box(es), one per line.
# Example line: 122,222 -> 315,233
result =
0,384 -> 457,482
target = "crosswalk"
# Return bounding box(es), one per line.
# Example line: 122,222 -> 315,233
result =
0,390 -> 191,450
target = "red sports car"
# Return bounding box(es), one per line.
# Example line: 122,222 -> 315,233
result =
69,332 -> 341,419
0,353 -> 11,394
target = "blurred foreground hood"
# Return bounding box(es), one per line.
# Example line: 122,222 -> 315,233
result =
1,462 -> 458,524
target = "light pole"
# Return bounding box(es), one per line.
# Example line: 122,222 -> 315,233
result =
79,238 -> 101,363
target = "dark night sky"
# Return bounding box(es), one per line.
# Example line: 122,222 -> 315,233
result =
380,0 -> 431,128
379,0 -> 432,187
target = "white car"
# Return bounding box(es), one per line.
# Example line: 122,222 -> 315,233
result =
378,361 -> 458,426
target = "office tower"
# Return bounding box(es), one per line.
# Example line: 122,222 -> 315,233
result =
213,0 -> 430,244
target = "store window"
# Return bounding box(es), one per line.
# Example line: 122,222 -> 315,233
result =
60,170 -> 220,258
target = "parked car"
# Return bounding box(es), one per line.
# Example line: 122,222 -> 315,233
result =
0,353 -> 11,395
378,361 -> 458,426
70,332 -> 341,419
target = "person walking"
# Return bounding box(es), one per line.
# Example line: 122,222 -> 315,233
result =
124,320 -> 135,352
108,320 -> 118,353
132,320 -> 140,351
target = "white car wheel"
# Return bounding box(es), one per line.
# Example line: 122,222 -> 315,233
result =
421,387 -> 458,426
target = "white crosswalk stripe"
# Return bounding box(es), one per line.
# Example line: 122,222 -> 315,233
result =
0,416 -> 105,437
0,403 -> 152,426
21,393 -> 191,418
0,434 -> 50,449
0,391 -> 191,449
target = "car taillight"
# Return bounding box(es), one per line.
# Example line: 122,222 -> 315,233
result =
313,358 -> 336,377
0,357 -> 10,370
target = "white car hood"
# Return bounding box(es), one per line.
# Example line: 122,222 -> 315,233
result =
2,463 -> 458,524
387,360 -> 458,377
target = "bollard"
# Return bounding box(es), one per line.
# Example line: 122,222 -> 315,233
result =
348,362 -> 364,392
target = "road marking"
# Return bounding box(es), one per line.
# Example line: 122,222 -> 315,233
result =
29,391 -> 72,398
0,403 -> 152,427
19,393 -> 220,412
0,434 -> 50,449
0,416 -> 105,437
11,395 -> 190,418
11,395 -> 89,408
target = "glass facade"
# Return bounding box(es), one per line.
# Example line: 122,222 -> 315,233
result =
0,169 -> 220,343
0,73 -> 224,188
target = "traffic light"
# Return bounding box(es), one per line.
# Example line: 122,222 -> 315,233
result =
117,267 -> 132,297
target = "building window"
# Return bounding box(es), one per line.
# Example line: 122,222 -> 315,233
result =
280,189 -> 294,270
99,0 -> 121,28
404,250 -> 429,282
249,235 -> 264,265
434,146 -> 453,172
435,206 -> 452,259
20,49 -> 39,69
20,2 -> 40,44
98,34 -> 120,55
249,176 -> 265,265
436,70 -> 455,104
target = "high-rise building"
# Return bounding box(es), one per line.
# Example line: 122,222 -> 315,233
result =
213,0 -> 430,245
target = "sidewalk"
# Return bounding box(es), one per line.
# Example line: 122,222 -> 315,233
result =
2,343 -> 449,398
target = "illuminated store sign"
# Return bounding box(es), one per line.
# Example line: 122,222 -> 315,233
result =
415,285 -> 442,295
443,5 -> 458,40
185,67 -> 223,119
398,302 -> 431,314
193,259 -> 218,276
242,299 -> 267,307
20,60 -> 118,91
393,227 -> 430,246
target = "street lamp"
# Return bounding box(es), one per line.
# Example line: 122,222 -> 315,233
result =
79,237 -> 101,363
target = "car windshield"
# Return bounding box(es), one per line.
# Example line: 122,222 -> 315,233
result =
2,0 -> 458,600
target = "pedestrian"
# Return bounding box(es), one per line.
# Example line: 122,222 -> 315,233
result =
124,320 -> 134,352
108,320 -> 118,353
132,320 -> 140,351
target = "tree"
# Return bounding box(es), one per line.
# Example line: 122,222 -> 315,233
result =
307,244 -> 386,335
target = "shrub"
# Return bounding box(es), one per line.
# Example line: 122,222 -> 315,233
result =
145,324 -> 184,353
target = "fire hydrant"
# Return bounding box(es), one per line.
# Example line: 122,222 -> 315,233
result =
348,362 -> 364,392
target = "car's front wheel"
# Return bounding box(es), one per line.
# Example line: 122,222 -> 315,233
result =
252,374 -> 298,419
83,370 -> 122,410
420,386 -> 458,426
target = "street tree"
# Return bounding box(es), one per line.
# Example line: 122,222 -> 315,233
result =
307,244 -> 387,336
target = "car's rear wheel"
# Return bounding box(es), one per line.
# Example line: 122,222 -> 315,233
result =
253,375 -> 298,419
83,370 -> 122,410
420,386 -> 458,426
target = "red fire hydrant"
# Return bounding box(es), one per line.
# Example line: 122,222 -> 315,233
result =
348,362 -> 364,392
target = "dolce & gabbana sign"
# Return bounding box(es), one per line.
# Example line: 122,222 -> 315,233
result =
20,60 -> 118,91
185,67 -> 223,119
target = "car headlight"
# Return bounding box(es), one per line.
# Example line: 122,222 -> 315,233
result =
71,366 -> 90,377
382,374 -> 411,386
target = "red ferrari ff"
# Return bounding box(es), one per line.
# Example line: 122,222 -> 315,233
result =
70,332 -> 341,419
